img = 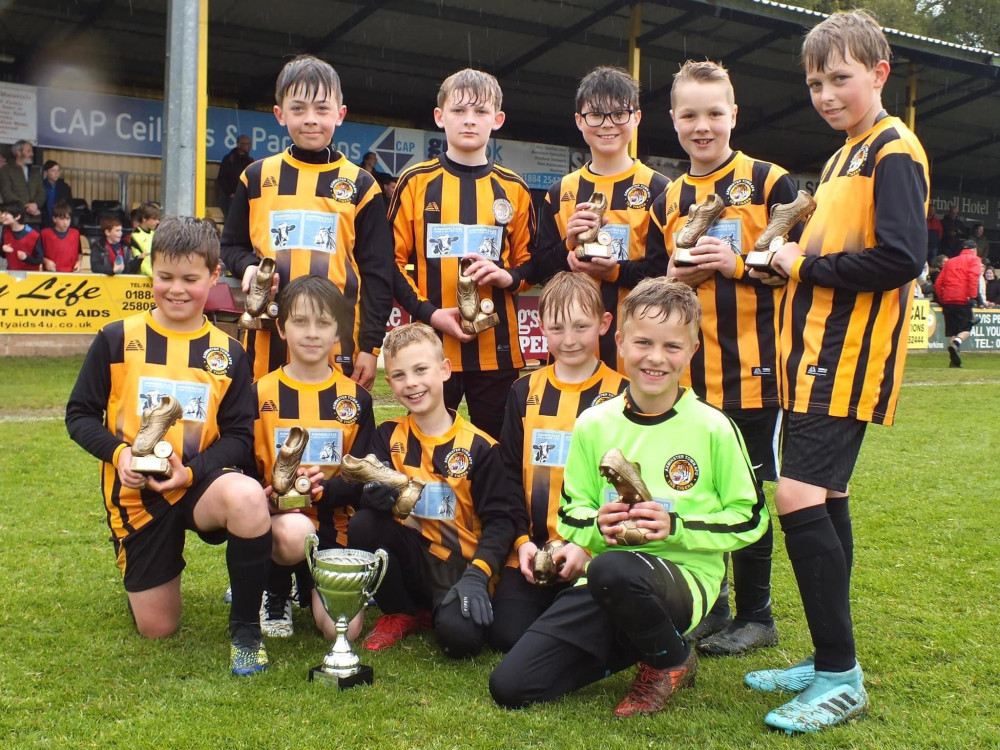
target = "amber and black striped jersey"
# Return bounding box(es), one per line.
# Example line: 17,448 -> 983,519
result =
66,311 -> 254,542
389,155 -> 536,373
780,115 -> 929,425
369,413 -> 514,576
252,367 -> 374,547
536,160 -> 670,372
499,363 -> 627,566
220,145 -> 395,381
649,151 -> 800,411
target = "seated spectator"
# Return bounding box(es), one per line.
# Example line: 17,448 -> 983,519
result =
1,200 -> 43,271
926,207 -> 942,262
41,160 -> 73,229
90,215 -> 139,276
129,202 -> 161,277
0,141 -> 45,227
972,224 -> 989,261
41,201 -> 81,272
984,266 -> 1000,306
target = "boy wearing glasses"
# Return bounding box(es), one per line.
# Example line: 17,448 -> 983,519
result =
536,66 -> 670,372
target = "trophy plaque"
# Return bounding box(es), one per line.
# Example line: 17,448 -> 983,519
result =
457,257 -> 499,335
744,190 -> 817,283
532,540 -> 567,586
130,396 -> 184,476
240,257 -> 279,330
272,426 -> 312,511
575,192 -> 614,261
340,454 -> 425,519
306,536 -> 389,689
672,193 -> 726,267
599,448 -> 653,546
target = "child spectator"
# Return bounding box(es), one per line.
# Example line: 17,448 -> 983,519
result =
390,69 -> 536,440
129,201 -> 162,277
91,215 -> 139,276
490,277 -> 767,716
536,66 -> 670,372
41,160 -> 73,229
66,217 -> 272,676
221,54 -> 394,388
40,200 -> 81,272
490,272 -> 627,652
347,322 -> 515,658
745,10 -> 929,733
1,200 -> 43,271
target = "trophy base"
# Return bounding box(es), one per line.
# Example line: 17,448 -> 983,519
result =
672,247 -> 699,268
309,664 -> 374,689
131,455 -> 171,476
576,241 -> 614,261
274,491 -> 311,511
460,313 -> 499,335
239,313 -> 277,331
744,249 -> 780,276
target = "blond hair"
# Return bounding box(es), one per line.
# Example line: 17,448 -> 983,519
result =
802,9 -> 891,73
383,322 -> 444,363
539,272 -> 604,325
619,277 -> 702,332
671,60 -> 735,107
437,69 -> 503,110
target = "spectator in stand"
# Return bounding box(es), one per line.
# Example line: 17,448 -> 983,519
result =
1,200 -> 43,271
129,201 -> 161,277
90,215 -> 139,276
984,266 -> 1000,306
928,254 -> 947,293
934,239 -> 982,368
926,206 -> 943,262
41,201 -> 81,272
215,135 -> 253,219
0,141 -> 46,227
939,204 -> 965,258
971,224 -> 989,261
41,160 -> 73,229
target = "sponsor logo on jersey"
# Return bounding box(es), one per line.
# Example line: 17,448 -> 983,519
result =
445,447 -> 472,478
262,175 -> 278,188
260,400 -> 277,412
126,339 -> 144,351
591,392 -> 616,407
846,145 -> 869,177
333,395 -> 361,424
751,366 -> 773,376
806,364 -> 829,376
391,441 -> 405,454
726,179 -> 754,206
625,183 -> 651,209
665,454 -> 699,491
202,346 -> 232,376
330,177 -> 357,203
424,201 -> 440,213
560,190 -> 575,203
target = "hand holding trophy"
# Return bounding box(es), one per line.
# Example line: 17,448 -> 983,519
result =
340,454 -> 425,519
574,192 -> 614,261
599,448 -> 653,546
130,396 -> 184,476
532,540 -> 567,585
672,194 -> 726,267
457,257 -> 500,335
744,190 -> 817,285
240,257 -> 279,330
271,426 -> 313,510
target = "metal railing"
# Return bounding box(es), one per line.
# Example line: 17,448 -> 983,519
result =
60,167 -> 163,210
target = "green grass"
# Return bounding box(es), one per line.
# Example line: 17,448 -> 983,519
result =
1,352 -> 998,748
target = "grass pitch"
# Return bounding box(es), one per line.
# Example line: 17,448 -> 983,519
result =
0,352 -> 997,749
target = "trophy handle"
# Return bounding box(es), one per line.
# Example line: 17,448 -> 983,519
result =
363,548 -> 390,599
304,533 -> 319,572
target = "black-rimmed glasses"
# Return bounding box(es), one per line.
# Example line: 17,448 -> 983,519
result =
579,109 -> 634,127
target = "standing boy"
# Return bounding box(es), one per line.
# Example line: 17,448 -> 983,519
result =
347,323 -> 514,658
40,200 -> 82,272
934,239 -> 982,368
129,202 -> 162,278
490,272 -> 627,652
745,10 -> 929,733
221,55 -> 394,389
1,200 -> 43,271
390,69 -> 535,440
66,217 -> 273,676
536,66 -> 670,372
490,278 -> 768,716
90,215 -> 139,276
649,60 -> 804,656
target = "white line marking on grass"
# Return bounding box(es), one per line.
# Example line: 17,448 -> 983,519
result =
902,378 -> 1000,387
0,415 -> 62,423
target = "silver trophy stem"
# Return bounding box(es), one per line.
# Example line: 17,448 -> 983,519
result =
320,615 -> 362,678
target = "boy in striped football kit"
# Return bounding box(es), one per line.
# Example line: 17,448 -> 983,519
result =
744,10 -> 929,733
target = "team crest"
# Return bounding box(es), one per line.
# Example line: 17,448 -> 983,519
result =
591,392 -> 616,407
726,179 -> 754,206
846,145 -> 869,177
625,184 -> 651,209
330,177 -> 357,202
333,395 -> 360,424
445,448 -> 472,478
665,454 -> 699,491
492,198 -> 514,226
202,347 -> 232,376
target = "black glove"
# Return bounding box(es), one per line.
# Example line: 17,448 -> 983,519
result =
441,567 -> 493,626
360,481 -> 397,512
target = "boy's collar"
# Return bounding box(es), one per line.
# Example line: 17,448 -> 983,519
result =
440,152 -> 491,176
287,144 -> 340,164
687,150 -> 739,179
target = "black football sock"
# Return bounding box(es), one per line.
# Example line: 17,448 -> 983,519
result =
266,563 -> 294,599
781,506 -> 855,673
227,530 -> 273,635
733,518 -> 774,624
826,495 -> 854,584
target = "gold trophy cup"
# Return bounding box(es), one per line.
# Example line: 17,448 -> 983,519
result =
306,536 -> 389,689
340,454 -> 425,519
599,449 -> 653,546
457,257 -> 499,335
240,257 -> 279,330
272,426 -> 313,510
673,193 -> 726,267
575,192 -> 614,261
130,396 -> 184,476
744,190 -> 817,284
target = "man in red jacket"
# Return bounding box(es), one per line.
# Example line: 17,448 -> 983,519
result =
934,239 -> 982,368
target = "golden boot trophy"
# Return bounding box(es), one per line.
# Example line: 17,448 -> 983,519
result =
457,257 -> 499,335
131,396 -> 184,476
673,193 -> 726,267
599,448 -> 653,546
575,192 -> 614,261
532,540 -> 567,586
240,257 -> 279,330
340,454 -> 425,519
272,426 -> 313,510
745,190 -> 817,285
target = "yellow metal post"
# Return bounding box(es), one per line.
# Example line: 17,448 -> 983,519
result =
905,63 -> 917,131
195,0 -> 209,216
628,3 -> 641,158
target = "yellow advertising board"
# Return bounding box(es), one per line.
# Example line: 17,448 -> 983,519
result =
0,272 -> 154,334
908,298 -> 931,350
